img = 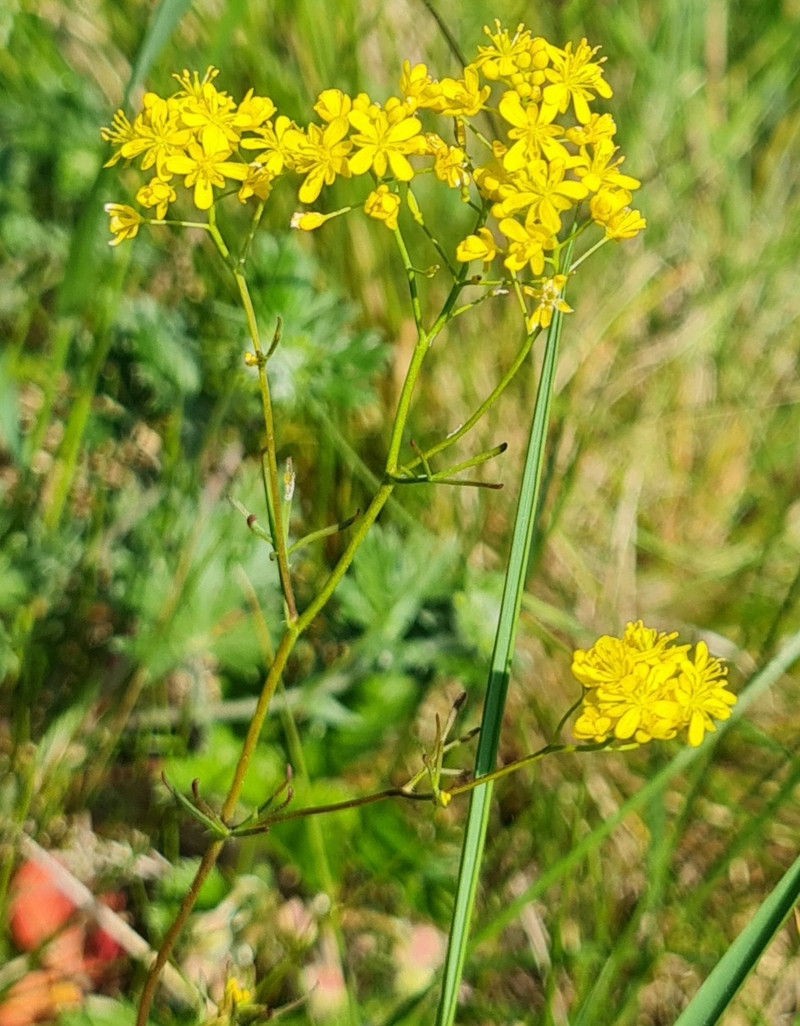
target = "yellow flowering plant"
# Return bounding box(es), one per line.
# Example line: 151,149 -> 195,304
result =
100,22 -> 735,1026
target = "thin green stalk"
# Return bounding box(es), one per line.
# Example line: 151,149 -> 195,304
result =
386,330 -> 431,473
435,244 -> 574,1026
245,573 -> 361,1025
231,741 -> 592,837
136,838 -> 224,1023
385,225 -> 429,471
206,214 -> 298,622
385,223 -> 473,472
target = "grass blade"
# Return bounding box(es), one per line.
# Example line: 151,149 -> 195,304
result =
435,251 -> 573,1025
673,849 -> 800,1026
126,0 -> 194,104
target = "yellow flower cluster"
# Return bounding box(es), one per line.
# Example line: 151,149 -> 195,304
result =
101,23 -> 645,331
572,621 -> 736,748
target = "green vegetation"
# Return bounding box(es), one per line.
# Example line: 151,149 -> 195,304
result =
1,1 -> 800,1024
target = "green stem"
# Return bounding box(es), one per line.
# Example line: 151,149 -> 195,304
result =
206,214 -> 298,623
385,226 -> 472,472
226,742 -> 619,837
233,741 -> 603,835
385,227 -> 428,471
568,232 -> 610,273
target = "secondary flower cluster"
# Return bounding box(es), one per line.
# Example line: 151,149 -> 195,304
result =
571,621 -> 736,748
101,22 -> 645,332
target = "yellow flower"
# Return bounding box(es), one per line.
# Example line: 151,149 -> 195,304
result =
221,976 -> 252,1013
497,216 -> 555,275
574,138 -> 641,194
571,623 -> 735,748
589,187 -> 631,226
226,978 -> 251,1004
593,660 -> 684,743
472,142 -> 514,203
165,131 -> 248,210
541,38 -> 613,124
100,108 -> 136,165
240,114 -> 298,176
430,66 -> 491,118
572,702 -> 614,744
364,185 -> 401,230
455,227 -> 497,269
399,60 -> 442,111
565,112 -> 617,146
290,211 -> 326,231
473,21 -> 536,81
497,90 -> 568,167
622,620 -> 688,665
673,642 -> 736,747
314,88 -> 353,123
237,163 -> 275,202
493,158 -> 588,235
604,206 -> 647,240
104,203 -> 143,246
348,106 -> 424,181
118,94 -> 193,178
175,72 -> 241,146
522,274 -> 572,330
429,140 -> 470,189
135,177 -> 177,218
233,89 -> 277,131
171,65 -> 221,101
284,117 -> 352,204
571,620 -> 688,688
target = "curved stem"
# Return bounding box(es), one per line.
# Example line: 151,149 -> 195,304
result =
232,740 -> 615,836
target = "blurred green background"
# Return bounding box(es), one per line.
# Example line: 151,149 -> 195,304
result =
1,0 -> 800,1023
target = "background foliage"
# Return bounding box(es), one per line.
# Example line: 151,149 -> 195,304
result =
1,0 -> 800,1023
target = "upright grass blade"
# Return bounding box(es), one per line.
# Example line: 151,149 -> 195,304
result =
673,848 -> 800,1026
435,249 -> 573,1026
126,0 -> 195,106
